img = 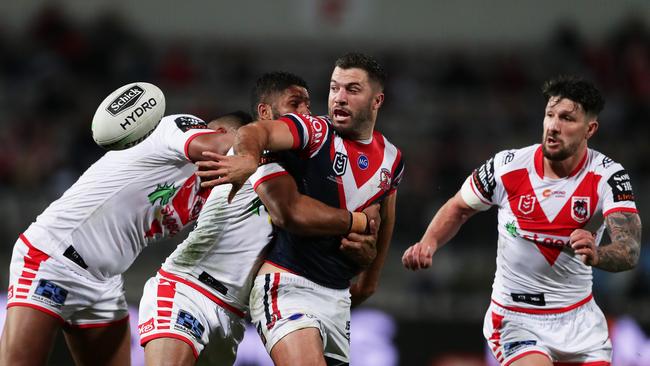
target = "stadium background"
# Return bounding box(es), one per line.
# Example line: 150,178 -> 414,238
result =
0,1 -> 648,365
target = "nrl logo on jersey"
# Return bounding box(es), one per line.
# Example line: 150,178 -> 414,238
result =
518,194 -> 536,215
571,196 -> 590,223
333,152 -> 348,176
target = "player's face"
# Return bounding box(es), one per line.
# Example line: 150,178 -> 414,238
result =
328,67 -> 383,139
271,85 -> 310,119
542,97 -> 597,161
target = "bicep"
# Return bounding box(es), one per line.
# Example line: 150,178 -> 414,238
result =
604,211 -> 642,245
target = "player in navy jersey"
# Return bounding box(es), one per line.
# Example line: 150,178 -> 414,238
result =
139,72 -> 379,366
402,75 -> 642,365
197,53 -> 404,366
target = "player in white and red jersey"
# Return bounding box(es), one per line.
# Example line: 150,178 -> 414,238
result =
197,53 -> 404,366
0,109 -> 250,366
402,75 -> 642,366
138,72 -> 379,366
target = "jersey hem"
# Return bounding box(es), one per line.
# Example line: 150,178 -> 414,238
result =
491,293 -> 592,314
158,269 -> 245,318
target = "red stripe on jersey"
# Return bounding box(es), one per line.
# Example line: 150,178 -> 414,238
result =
18,234 -> 49,273
252,171 -> 289,191
492,293 -> 592,314
533,146 -> 587,179
16,288 -> 29,293
157,310 -> 172,317
271,273 -> 282,322
603,207 -> 638,217
183,131 -> 219,161
157,300 -> 173,308
343,131 -> 385,188
488,311 -> 504,362
502,169 -> 601,265
158,270 -> 245,318
278,117 -> 302,150
20,271 -> 36,279
17,279 -> 31,286
157,278 -> 177,299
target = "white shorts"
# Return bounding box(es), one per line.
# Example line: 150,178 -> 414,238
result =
138,271 -> 246,364
483,296 -> 611,365
6,234 -> 129,327
249,272 -> 351,364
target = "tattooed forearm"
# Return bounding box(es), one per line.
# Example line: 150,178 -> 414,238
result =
596,212 -> 642,272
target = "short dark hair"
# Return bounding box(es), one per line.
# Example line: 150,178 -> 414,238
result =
542,75 -> 605,117
334,53 -> 386,91
209,110 -> 253,129
251,72 -> 309,119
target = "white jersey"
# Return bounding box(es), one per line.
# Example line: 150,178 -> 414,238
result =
460,144 -> 637,310
22,114 -> 215,281
160,163 -> 274,315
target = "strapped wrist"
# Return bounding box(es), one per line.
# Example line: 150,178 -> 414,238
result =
350,212 -> 369,234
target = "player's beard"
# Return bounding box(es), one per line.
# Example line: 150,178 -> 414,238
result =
330,101 -> 373,139
541,135 -> 580,161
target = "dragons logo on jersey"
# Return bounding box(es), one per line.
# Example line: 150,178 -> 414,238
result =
148,183 -> 178,205
333,152 -> 348,176
571,196 -> 590,223
518,194 -> 536,215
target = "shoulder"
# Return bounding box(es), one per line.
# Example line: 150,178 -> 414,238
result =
492,145 -> 536,171
587,148 -> 627,178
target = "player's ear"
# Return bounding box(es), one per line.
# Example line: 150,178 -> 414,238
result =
258,103 -> 273,121
586,120 -> 598,140
373,92 -> 384,110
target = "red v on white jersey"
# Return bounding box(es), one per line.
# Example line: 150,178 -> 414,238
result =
330,132 -> 401,211
502,169 -> 601,265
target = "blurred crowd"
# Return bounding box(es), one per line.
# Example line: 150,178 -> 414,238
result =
0,4 -> 648,326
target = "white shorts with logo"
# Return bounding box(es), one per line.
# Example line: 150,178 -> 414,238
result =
249,272 -> 351,364
6,234 -> 129,327
138,271 -> 246,364
483,296 -> 611,365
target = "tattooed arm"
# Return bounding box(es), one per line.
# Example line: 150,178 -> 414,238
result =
571,211 -> 641,271
597,211 -> 642,272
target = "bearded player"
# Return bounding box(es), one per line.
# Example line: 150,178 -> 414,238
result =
402,75 -> 641,366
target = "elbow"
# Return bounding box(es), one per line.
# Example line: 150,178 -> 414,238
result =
269,209 -> 302,233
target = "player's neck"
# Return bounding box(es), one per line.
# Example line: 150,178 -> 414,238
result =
543,146 -> 587,179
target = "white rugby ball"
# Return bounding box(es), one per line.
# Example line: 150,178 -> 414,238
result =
92,82 -> 165,150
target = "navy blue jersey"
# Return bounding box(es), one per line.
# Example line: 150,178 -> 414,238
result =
250,114 -> 404,289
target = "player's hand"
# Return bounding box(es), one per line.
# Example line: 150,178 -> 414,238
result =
195,151 -> 258,202
340,219 -> 378,268
402,242 -> 435,271
570,229 -> 599,266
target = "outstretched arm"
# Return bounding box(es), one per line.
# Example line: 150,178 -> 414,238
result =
402,191 -> 479,271
195,120 -> 294,200
571,211 -> 641,272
